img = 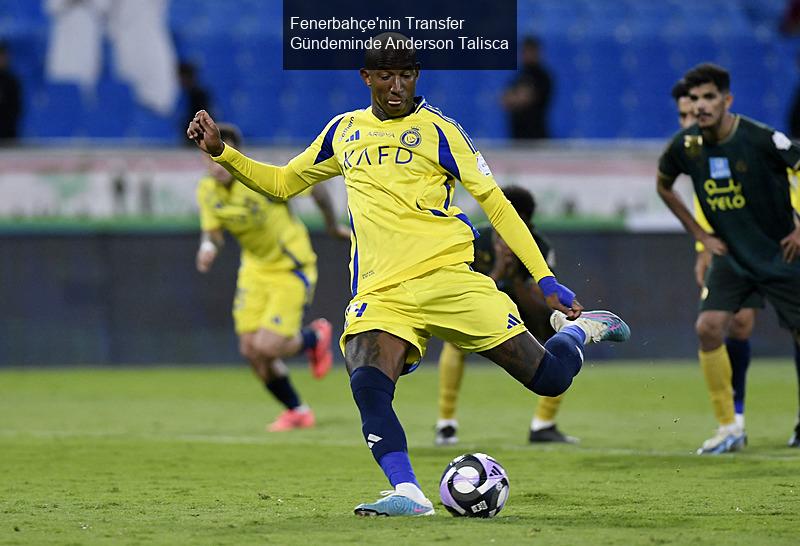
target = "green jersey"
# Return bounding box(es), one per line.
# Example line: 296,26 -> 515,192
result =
658,115 -> 800,279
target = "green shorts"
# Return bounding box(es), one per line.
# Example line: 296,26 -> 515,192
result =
700,255 -> 800,329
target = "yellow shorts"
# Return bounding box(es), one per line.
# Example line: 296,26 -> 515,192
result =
340,263 -> 527,372
233,264 -> 317,337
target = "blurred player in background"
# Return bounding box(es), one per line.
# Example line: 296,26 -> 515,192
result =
435,185 -> 578,446
658,64 -> 800,453
195,123 -> 348,432
188,33 -> 630,517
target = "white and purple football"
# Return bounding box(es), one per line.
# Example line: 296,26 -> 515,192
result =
439,453 -> 509,518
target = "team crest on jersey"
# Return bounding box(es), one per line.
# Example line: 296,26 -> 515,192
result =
400,127 -> 422,148
683,135 -> 703,158
773,131 -> 792,151
708,157 -> 731,179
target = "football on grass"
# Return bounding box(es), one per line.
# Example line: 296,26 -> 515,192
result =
439,453 -> 509,517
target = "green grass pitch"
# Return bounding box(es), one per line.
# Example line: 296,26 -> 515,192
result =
1,360 -> 799,545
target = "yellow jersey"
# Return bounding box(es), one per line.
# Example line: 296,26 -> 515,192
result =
287,98 -> 501,296
212,97 -> 554,298
196,176 -> 316,271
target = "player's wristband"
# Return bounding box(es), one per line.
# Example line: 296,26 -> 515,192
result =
199,240 -> 217,253
537,276 -> 575,307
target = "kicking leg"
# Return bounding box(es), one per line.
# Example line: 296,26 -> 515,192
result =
345,330 -> 434,517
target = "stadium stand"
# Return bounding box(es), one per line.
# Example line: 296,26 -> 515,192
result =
0,0 -> 798,141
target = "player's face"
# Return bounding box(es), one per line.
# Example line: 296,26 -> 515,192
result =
360,68 -> 419,119
688,82 -> 732,130
676,96 -> 696,129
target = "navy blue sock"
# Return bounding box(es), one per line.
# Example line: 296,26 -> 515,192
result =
350,366 -> 419,488
726,337 -> 751,415
299,327 -> 318,352
266,376 -> 301,410
526,332 -> 584,397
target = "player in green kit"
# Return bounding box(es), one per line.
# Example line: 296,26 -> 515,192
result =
188,33 -> 630,516
657,64 -> 800,453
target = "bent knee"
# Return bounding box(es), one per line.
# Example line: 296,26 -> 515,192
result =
695,315 -> 725,346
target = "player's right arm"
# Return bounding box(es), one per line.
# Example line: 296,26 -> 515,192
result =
197,229 -> 223,273
656,137 -> 727,256
656,171 -> 727,255
195,179 -> 225,273
187,110 -> 342,200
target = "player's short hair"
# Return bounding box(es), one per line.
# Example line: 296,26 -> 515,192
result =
670,79 -> 689,102
683,63 -> 730,94
217,123 -> 242,148
364,32 -> 419,70
502,186 -> 536,222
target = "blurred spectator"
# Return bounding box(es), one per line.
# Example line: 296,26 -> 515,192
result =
781,0 -> 800,35
0,41 -> 22,142
178,61 -> 212,142
501,36 -> 552,140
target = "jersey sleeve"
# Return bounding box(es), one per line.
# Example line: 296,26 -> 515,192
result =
196,180 -> 222,231
762,128 -> 800,171
286,114 -> 346,185
432,117 -> 498,198
657,135 -> 684,179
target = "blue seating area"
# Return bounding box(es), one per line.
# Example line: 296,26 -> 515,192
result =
1,0 -> 799,141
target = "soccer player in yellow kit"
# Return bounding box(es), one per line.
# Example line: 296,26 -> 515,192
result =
195,123 -> 348,432
187,34 -> 630,516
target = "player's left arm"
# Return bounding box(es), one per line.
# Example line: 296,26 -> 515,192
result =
310,184 -> 350,240
437,121 -> 581,317
763,130 -> 800,261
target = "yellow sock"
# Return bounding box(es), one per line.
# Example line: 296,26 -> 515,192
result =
534,394 -> 565,423
438,342 -> 466,421
699,345 -> 735,426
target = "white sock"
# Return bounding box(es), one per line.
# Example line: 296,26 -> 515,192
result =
734,413 -> 745,429
294,404 -> 310,413
436,419 -> 458,429
720,422 -> 742,434
395,482 -> 429,504
531,418 -> 554,432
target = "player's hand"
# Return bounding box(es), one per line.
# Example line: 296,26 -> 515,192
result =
700,234 -> 727,256
780,225 -> 800,262
328,224 -> 351,240
187,110 -> 224,156
196,243 -> 217,273
538,276 -> 583,320
694,250 -> 712,288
